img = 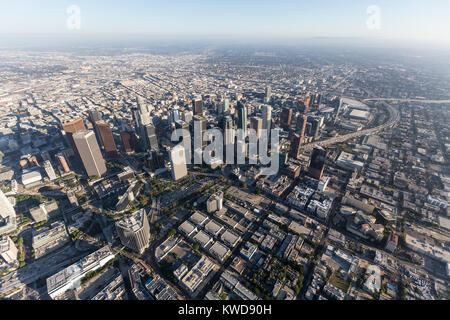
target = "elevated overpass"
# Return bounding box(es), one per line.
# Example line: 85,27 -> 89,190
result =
301,101 -> 400,152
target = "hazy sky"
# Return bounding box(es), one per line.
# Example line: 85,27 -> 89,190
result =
1,0 -> 450,45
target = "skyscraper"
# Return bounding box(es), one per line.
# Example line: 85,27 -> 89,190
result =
250,116 -> 263,139
175,120 -> 191,163
222,115 -> 235,148
309,117 -> 320,138
236,102 -> 247,137
62,118 -> 86,151
115,208 -> 150,254
0,189 -> 16,236
193,98 -> 203,115
182,110 -> 193,123
264,85 -> 272,103
55,153 -> 70,173
144,123 -> 159,151
120,132 -> 136,154
43,160 -> 57,181
170,145 -> 188,181
308,146 -> 327,180
193,115 -> 207,148
0,236 -> 18,264
96,121 -> 118,158
262,105 -> 272,139
280,108 -> 292,131
145,149 -> 165,172
217,98 -> 230,115
296,114 -> 306,132
289,133 -> 302,160
73,130 -> 107,177
133,97 -> 153,151
298,96 -> 311,147
171,109 -> 180,123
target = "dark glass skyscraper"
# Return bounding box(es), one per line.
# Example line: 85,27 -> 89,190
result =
308,146 -> 326,180
236,101 -> 247,137
96,121 -> 118,158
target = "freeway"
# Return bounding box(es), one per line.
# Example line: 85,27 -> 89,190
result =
301,101 -> 400,152
363,98 -> 450,104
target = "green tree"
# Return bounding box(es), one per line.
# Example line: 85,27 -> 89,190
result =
167,229 -> 176,238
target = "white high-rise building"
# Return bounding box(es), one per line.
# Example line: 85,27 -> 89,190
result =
170,145 -> 188,181
262,105 -> 272,138
206,191 -> 223,213
0,189 -> 16,235
0,189 -> 15,217
43,160 -> 57,181
115,208 -> 150,254
265,85 -> 272,103
0,236 -> 18,264
182,110 -> 193,123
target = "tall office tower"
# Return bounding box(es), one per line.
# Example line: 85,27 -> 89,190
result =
308,146 -> 327,180
43,160 -> 57,181
120,132 -> 136,154
138,111 -> 152,150
193,98 -> 203,115
317,94 -> 323,106
309,117 -> 320,138
171,109 -> 180,123
305,122 -> 312,136
296,114 -> 306,132
0,236 -> 18,264
134,97 -> 152,150
250,116 -> 263,139
182,110 -> 193,123
298,96 -> 311,147
236,101 -> 247,137
55,153 -> 70,173
222,115 -> 235,147
289,133 -> 302,160
73,130 -> 107,177
262,105 -> 272,138
175,120 -> 191,163
170,145 -> 188,181
193,115 -> 207,148
115,208 -> 150,254
62,118 -> 86,151
217,98 -> 230,115
144,123 -> 159,151
96,121 -> 118,158
0,189 -> 16,236
146,149 -> 165,172
131,107 -> 140,132
264,85 -> 272,103
280,108 -> 293,131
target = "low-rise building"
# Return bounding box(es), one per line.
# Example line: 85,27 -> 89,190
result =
46,246 -> 115,299
0,236 -> 18,264
221,229 -> 241,248
32,221 -> 69,258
